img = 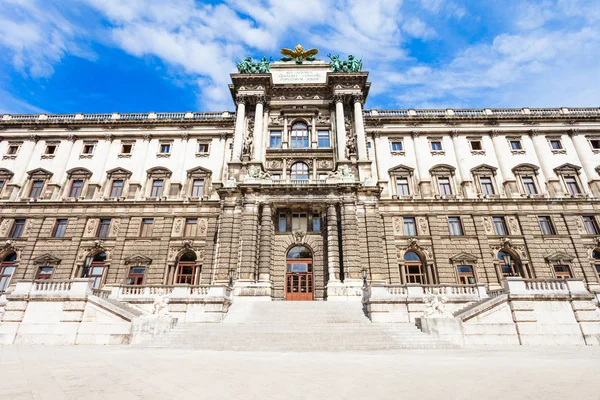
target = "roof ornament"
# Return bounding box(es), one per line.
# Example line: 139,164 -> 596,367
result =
328,54 -> 362,72
280,44 -> 318,64
236,57 -> 271,74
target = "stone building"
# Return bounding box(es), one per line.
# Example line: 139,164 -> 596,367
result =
1,54 -> 600,308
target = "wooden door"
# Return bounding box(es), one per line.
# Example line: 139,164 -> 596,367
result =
285,259 -> 313,301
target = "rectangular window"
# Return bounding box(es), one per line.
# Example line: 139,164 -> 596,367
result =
184,218 -> 198,237
159,143 -> 171,154
405,264 -> 424,284
82,144 -> 95,154
191,179 -> 204,197
197,143 -> 209,153
391,141 -> 403,151
110,180 -> 124,197
121,144 -> 132,154
549,139 -> 563,150
269,131 -> 282,149
403,217 -> 416,236
538,216 -> 555,235
36,266 -> 54,280
493,217 -> 507,236
45,145 -> 57,155
176,265 -> 196,285
97,219 -> 111,238
553,265 -> 572,279
509,140 -> 522,150
292,213 -> 308,231
10,219 -> 26,238
397,177 -> 410,196
151,179 -> 164,197
480,177 -> 495,195
0,265 -> 15,292
278,213 -> 287,232
140,218 -> 154,237
457,265 -> 476,284
522,176 -> 537,195
52,219 -> 68,238
590,139 -> 600,150
448,217 -> 464,236
7,145 -> 19,155
564,176 -> 581,195
469,140 -> 483,151
128,267 -> 145,285
69,180 -> 84,198
312,214 -> 321,232
0,180 -> 4,195
430,141 -> 442,151
438,177 -> 452,195
29,180 -> 44,199
88,265 -> 105,290
317,130 -> 330,148
583,216 -> 599,235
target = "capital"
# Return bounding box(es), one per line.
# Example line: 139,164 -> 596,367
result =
333,94 -> 345,104
352,94 -> 364,104
371,130 -> 381,139
105,133 -> 114,142
254,94 -> 267,105
528,128 -> 540,137
489,129 -> 499,137
29,134 -> 40,143
235,94 -> 248,105
411,130 -> 421,138
568,128 -> 580,137
450,129 -> 460,138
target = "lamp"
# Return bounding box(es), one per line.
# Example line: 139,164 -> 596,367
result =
502,254 -> 511,267
82,255 -> 93,278
228,269 -> 235,288
361,269 -> 368,287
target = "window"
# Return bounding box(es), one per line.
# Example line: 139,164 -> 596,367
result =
403,217 -> 416,236
480,177 -> 495,195
176,252 -> 197,284
140,218 -> 154,237
290,162 -> 309,180
290,122 -> 309,149
52,219 -> 68,238
549,139 -> 563,150
509,140 -> 522,150
583,216 -> 599,235
197,143 -> 209,153
430,141 -> 442,151
404,251 -> 425,284
45,145 -> 57,155
292,213 -> 308,231
36,266 -> 54,280
493,217 -> 508,236
564,176 -> 581,195
184,218 -> 198,237
0,180 -> 4,195
7,145 -> 19,155
29,180 -> 44,199
82,253 -> 107,290
312,214 -> 321,232
127,267 -> 145,285
438,177 -> 452,195
553,265 -> 572,279
396,177 -> 410,196
69,180 -> 84,198
317,130 -> 330,148
498,250 -> 519,277
151,179 -> 164,197
269,131 -> 282,149
448,217 -> 463,236
82,144 -> 95,154
391,141 -> 403,152
593,250 -> 600,277
121,144 -> 132,154
278,213 -> 287,232
0,253 -> 16,292
469,140 -> 483,151
97,219 -> 111,238
589,139 -> 600,150
159,143 -> 171,154
110,180 -> 124,198
191,179 -> 204,197
538,216 -> 555,235
457,265 -> 475,284
10,219 -> 26,238
522,176 -> 537,195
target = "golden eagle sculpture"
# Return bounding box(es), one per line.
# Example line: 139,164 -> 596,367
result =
280,44 -> 318,63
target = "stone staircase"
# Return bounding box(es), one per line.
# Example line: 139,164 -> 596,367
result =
136,301 -> 457,351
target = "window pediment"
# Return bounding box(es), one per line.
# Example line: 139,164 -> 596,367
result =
124,255 -> 153,265
32,253 -> 62,265
553,163 -> 581,174
429,164 -> 455,176
0,168 -> 14,180
66,167 -> 93,179
545,252 -> 574,262
186,166 -> 212,178
388,164 -> 414,176
106,167 -> 133,179
512,163 -> 539,174
147,166 -> 172,178
26,168 -> 53,179
449,252 -> 479,263
471,164 -> 497,175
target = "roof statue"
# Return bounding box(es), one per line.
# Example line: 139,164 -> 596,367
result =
236,56 -> 271,74
280,44 -> 318,64
328,54 -> 363,72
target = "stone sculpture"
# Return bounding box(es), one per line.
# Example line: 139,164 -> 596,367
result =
328,54 -> 363,72
280,44 -> 318,63
423,290 -> 452,318
236,57 -> 271,74
150,289 -> 169,316
242,131 -> 254,157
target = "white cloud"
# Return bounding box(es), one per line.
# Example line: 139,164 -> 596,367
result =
402,17 -> 437,39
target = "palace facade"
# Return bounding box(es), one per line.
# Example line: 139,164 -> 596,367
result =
1,59 -> 600,305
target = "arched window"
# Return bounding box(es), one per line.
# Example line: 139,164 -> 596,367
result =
82,252 -> 107,290
0,252 -> 17,293
404,251 -> 426,284
290,162 -> 309,180
176,251 -> 198,284
290,122 -> 309,149
498,250 -> 522,277
287,246 -> 312,259
593,250 -> 600,278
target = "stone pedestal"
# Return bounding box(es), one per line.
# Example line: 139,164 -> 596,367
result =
232,281 -> 272,300
326,280 -> 363,301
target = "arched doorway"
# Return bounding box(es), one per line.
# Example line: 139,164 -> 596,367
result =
82,252 -> 107,290
176,251 -> 198,284
0,252 -> 17,293
285,245 -> 313,301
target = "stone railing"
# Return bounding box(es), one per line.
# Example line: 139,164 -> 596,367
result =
11,279 -> 93,297
265,179 -> 329,186
33,280 -> 73,292
107,284 -> 229,300
1,111 -> 235,123
502,277 -> 590,295
367,283 -> 487,301
92,289 -> 111,299
364,107 -> 600,119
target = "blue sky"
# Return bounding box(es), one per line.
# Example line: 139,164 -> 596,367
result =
1,0 -> 599,113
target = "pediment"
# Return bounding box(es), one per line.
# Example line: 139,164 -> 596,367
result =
388,164 -> 414,174
124,255 -> 153,265
32,253 -> 62,265
106,167 -> 133,178
26,167 -> 53,178
187,166 -> 213,177
429,164 -> 455,174
545,252 -> 574,262
512,163 -> 539,174
471,164 -> 497,174
553,163 -> 581,174
0,168 -> 14,180
66,167 -> 93,178
146,166 -> 172,178
449,252 -> 479,263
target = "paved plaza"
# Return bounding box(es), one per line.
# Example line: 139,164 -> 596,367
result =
0,346 -> 598,400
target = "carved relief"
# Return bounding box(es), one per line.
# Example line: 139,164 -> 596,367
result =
267,160 -> 282,169
507,216 -> 520,235
575,216 -> 586,234
172,218 -> 184,237
84,219 -> 99,238
393,217 -> 403,235
198,218 -> 208,236
110,219 -> 120,237
417,217 -> 429,236
316,114 -> 330,125
317,159 -> 332,169
23,220 -> 33,238
482,216 -> 494,235
269,115 -> 283,126
0,219 -> 11,237
168,246 -> 179,262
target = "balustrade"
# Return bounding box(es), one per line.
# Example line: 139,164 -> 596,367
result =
32,280 -> 72,292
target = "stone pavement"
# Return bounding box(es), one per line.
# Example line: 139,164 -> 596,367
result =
0,345 -> 598,400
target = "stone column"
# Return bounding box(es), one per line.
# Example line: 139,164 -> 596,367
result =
334,95 -> 347,161
252,96 -> 265,162
340,199 -> 360,280
530,130 -> 561,196
258,203 -> 272,282
239,201 -> 259,280
570,130 -> 599,195
353,95 -> 367,160
451,132 -> 474,198
490,130 -> 518,196
232,95 -> 247,161
412,131 -> 432,197
326,204 -> 340,282
364,204 -> 386,283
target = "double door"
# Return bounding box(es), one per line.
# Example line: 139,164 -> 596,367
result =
285,259 -> 313,301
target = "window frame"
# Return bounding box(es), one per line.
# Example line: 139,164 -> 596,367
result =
69,180 -> 84,198
97,219 -> 111,238
29,180 -> 45,199
184,218 -> 198,237
448,217 -> 464,236
290,122 -> 310,149
52,219 -> 68,238
150,179 -> 164,198
317,130 -> 330,148
492,216 -> 508,236
456,265 -> 476,285
269,130 -> 282,149
35,266 -> 54,280
582,216 -> 599,235
191,179 -> 205,198
139,218 -> 154,238
538,216 -> 556,235
159,142 -> 172,154
9,219 -> 26,238
403,217 -> 417,236
290,162 -> 310,180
